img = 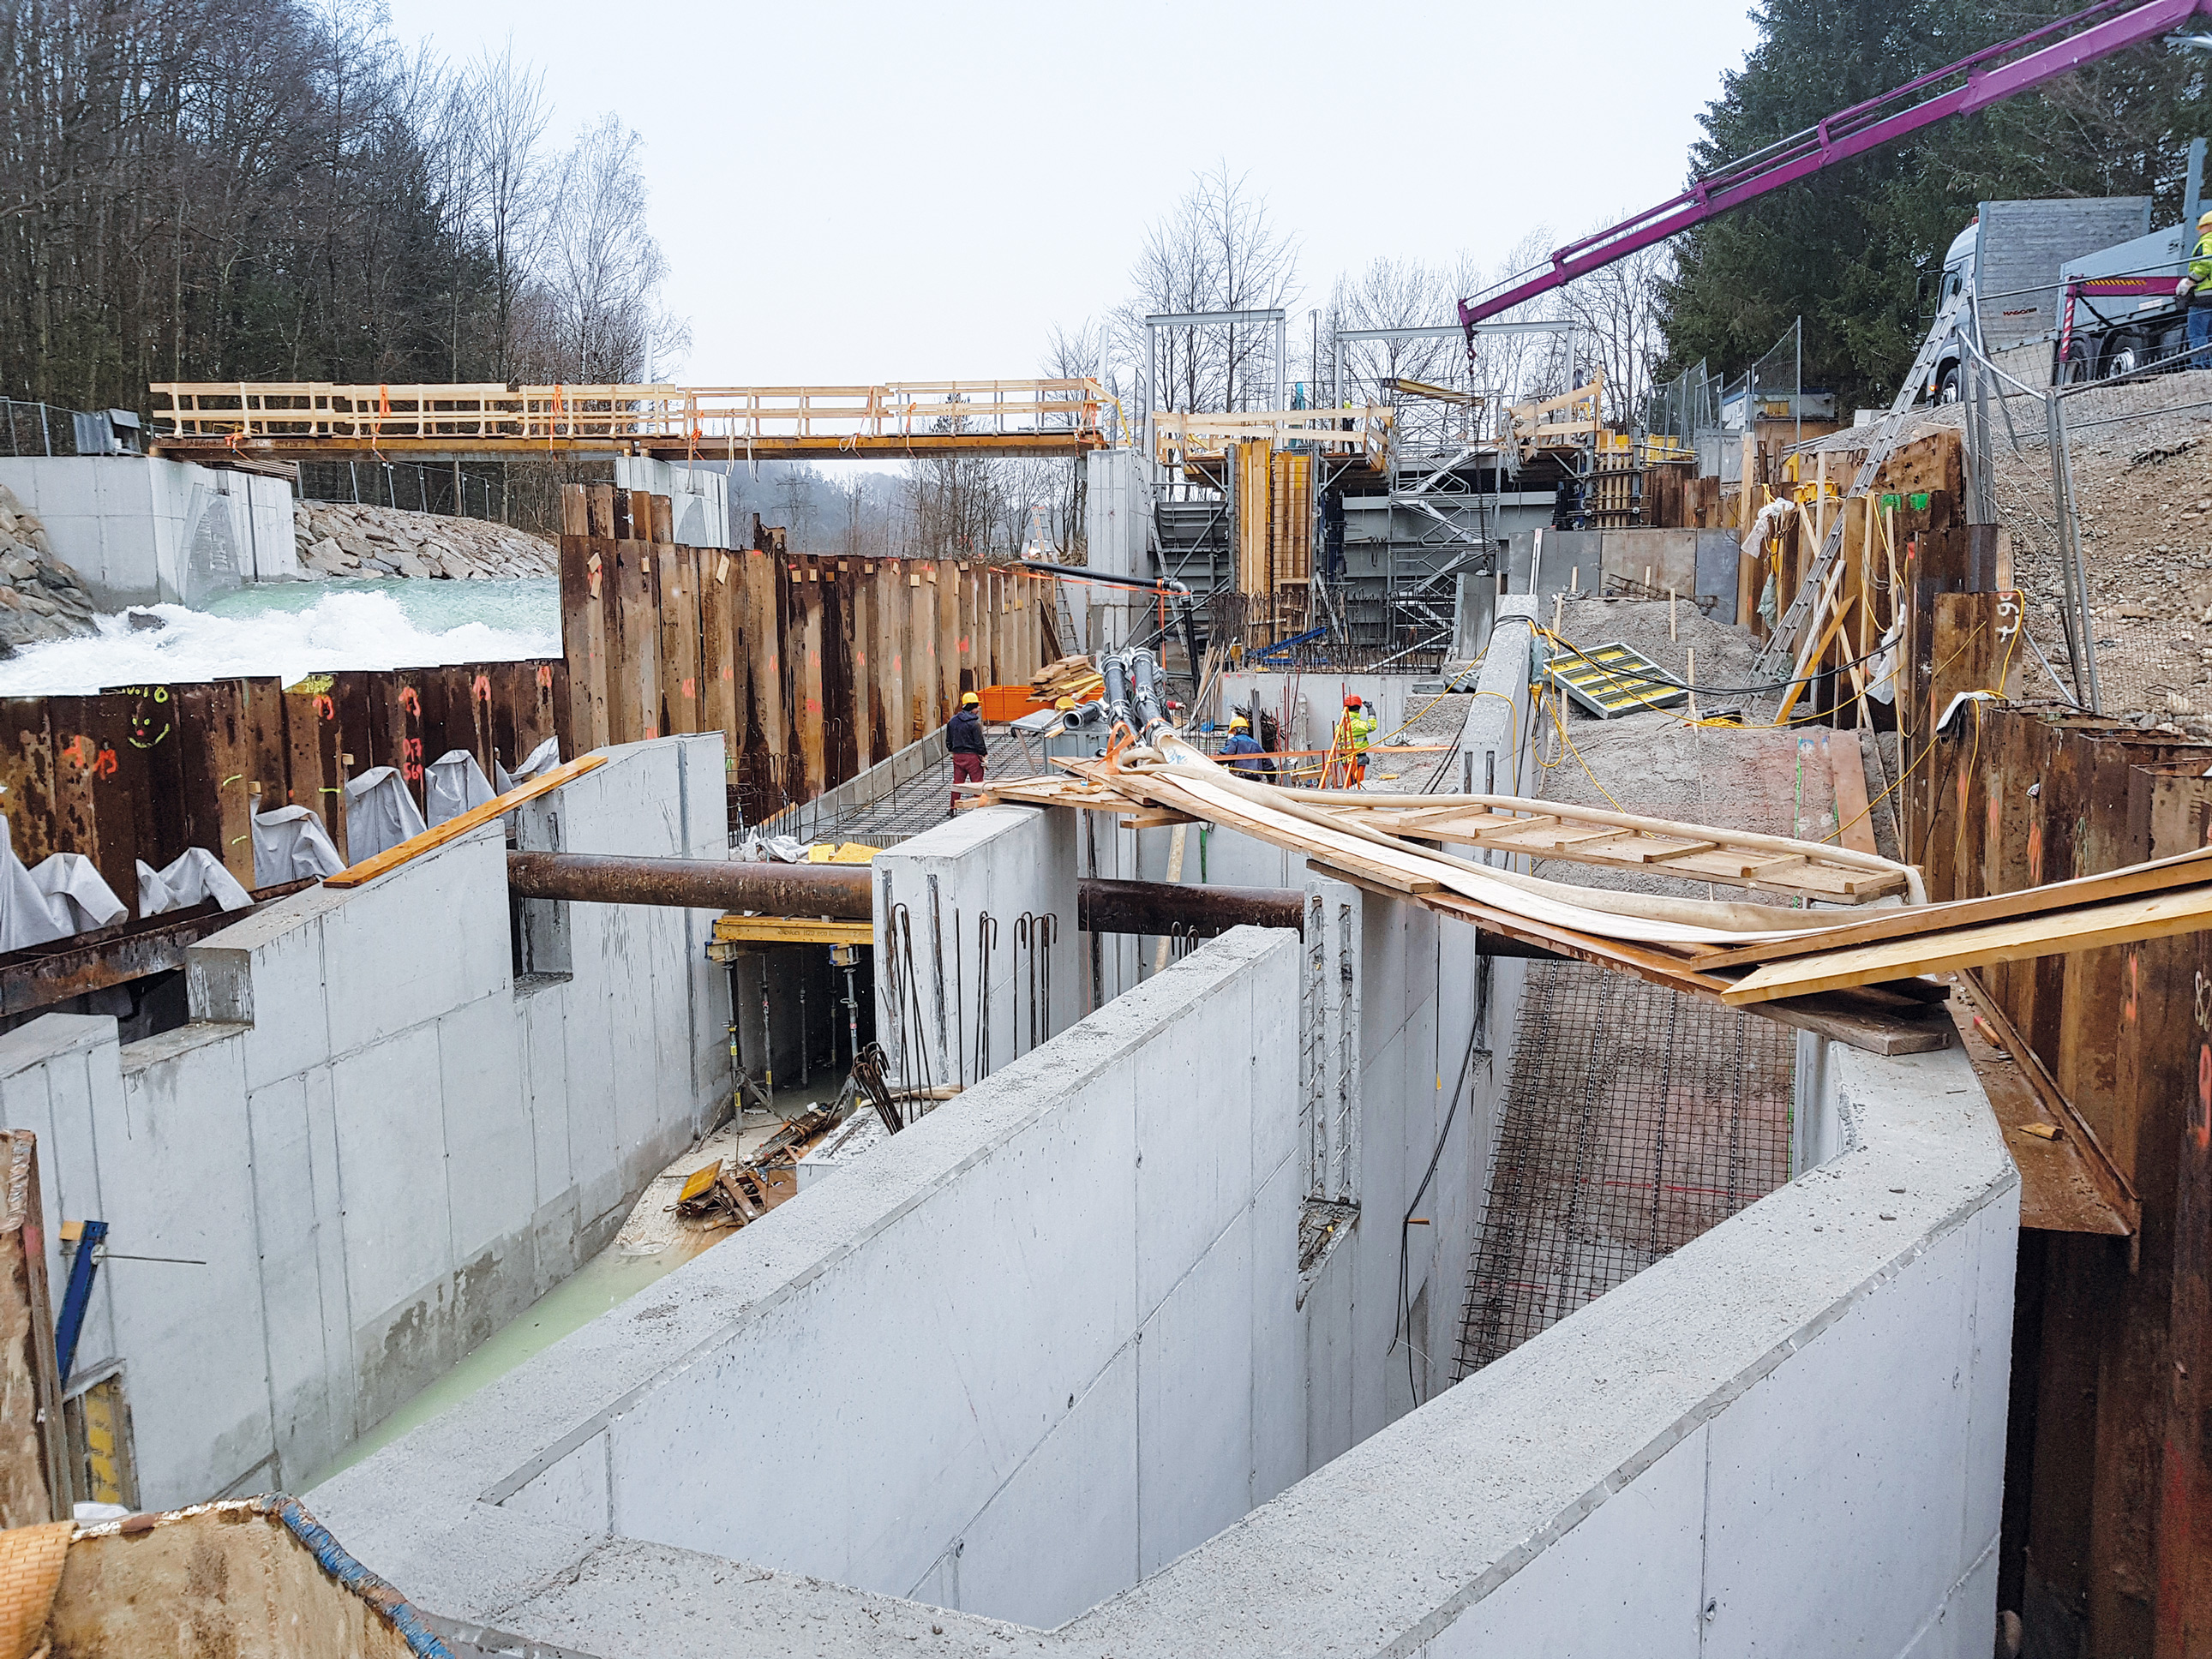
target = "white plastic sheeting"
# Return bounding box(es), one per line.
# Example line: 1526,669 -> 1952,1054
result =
425,750 -> 495,827
0,815 -> 127,949
343,766 -> 429,863
495,735 -> 560,794
135,847 -> 252,918
251,806 -> 343,886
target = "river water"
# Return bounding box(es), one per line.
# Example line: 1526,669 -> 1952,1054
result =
0,577 -> 559,695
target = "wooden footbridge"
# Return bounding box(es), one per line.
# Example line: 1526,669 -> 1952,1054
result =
146,379 -> 1116,463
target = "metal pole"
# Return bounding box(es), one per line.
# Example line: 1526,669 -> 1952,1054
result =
2045,389 -> 2100,712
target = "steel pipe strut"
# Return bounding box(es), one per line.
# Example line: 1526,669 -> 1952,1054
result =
506,855 -> 1562,958
507,853 -> 874,918
1077,878 -> 1304,937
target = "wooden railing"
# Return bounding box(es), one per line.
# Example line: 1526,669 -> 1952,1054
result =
1151,406 -> 1392,471
146,379 -> 1117,458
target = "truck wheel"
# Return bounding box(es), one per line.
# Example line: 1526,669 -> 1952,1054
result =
1937,364 -> 1961,403
2060,340 -> 2095,384
2102,332 -> 2146,380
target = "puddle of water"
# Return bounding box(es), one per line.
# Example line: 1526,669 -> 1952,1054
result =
306,1097 -> 845,1491
307,1225 -> 723,1489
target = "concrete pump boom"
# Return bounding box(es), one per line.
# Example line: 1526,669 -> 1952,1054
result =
1459,0 -> 2212,338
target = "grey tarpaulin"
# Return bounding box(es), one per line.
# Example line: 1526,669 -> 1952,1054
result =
494,735 -> 560,794
0,814 -> 127,949
343,766 -> 429,862
135,847 -> 252,918
252,806 -> 344,886
425,750 -> 495,826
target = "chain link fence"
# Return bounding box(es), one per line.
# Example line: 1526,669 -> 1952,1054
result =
1794,343 -> 2212,721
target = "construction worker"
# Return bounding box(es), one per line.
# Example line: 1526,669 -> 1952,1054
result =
948,690 -> 986,813
1220,715 -> 1268,777
2187,208 -> 2212,368
1334,693 -> 1377,788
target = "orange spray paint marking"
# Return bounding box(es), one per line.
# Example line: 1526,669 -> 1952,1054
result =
2125,950 -> 2141,1025
537,665 -> 554,689
681,678 -> 696,699
399,687 -> 421,716
473,673 -> 491,703
315,695 -> 336,722
2026,820 -> 2043,886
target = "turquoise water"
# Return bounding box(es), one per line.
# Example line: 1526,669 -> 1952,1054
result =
201,575 -> 558,633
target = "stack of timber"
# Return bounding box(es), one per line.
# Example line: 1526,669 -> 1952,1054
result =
557,486 -> 1052,820
970,728 -> 2212,1063
1029,654 -> 1104,704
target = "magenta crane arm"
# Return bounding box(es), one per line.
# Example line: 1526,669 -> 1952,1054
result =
1460,0 -> 2212,332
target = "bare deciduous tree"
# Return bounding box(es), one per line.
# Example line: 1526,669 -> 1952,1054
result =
524,115 -> 688,382
1114,163 -> 1299,416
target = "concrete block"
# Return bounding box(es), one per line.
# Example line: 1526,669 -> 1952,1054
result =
435,992 -> 533,1266
1701,1220 -> 1981,1658
1136,1202 -> 1255,1578
951,1344 -> 1140,1626
1430,1426 -> 1707,1657
332,1022 -> 453,1334
1134,1000 -> 1252,1323
321,832 -> 508,1056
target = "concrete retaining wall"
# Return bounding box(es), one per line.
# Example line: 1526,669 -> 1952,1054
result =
306,952 -> 2011,1658
613,458 -> 729,550
0,456 -> 297,608
0,736 -> 731,1506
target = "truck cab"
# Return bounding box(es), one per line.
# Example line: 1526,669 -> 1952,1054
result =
1923,221 -> 1980,403
1910,198 -> 2156,401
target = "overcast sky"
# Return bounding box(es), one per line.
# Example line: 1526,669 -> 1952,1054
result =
383,0 -> 1763,388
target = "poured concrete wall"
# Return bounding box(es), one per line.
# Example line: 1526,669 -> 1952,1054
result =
0,455 -> 297,608
306,984 -> 2011,1658
871,806 -> 1081,1092
0,735 -> 731,1506
614,458 -> 729,549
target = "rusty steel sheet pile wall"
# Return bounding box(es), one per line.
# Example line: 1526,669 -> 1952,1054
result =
1903,702 -> 2212,1653
556,483 -> 1051,824
0,662 -> 563,906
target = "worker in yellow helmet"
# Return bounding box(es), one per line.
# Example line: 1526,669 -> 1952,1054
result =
1334,693 -> 1377,788
949,690 -> 986,813
2185,208 -> 2212,368
1220,713 -> 1268,777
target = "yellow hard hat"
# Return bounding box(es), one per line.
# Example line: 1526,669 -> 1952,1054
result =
961,691 -> 980,706
1229,716 -> 1250,731
2199,208 -> 2212,227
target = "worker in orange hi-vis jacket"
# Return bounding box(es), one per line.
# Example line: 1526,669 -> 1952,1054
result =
1330,693 -> 1377,788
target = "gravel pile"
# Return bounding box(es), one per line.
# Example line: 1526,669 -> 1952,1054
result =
0,485 -> 102,649
294,500 -> 557,579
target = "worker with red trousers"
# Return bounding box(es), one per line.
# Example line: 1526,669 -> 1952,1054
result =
948,691 -> 987,812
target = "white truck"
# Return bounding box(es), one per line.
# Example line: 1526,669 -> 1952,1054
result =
1912,196 -> 2167,399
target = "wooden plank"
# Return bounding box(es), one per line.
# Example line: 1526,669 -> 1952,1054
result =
1723,883 -> 2212,1005
1958,969 -> 2138,1232
1695,842 -> 2212,970
710,917 -> 873,947
1829,728 -> 1879,856
324,755 -> 607,889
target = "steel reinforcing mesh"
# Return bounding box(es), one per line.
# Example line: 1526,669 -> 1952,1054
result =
1454,960 -> 1794,1379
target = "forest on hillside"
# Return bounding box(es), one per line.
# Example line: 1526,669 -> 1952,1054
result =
0,0 -> 684,412
1658,0 -> 2212,406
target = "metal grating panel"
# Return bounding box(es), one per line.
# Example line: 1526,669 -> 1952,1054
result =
1543,638 -> 1688,718
1454,961 -> 1793,1379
